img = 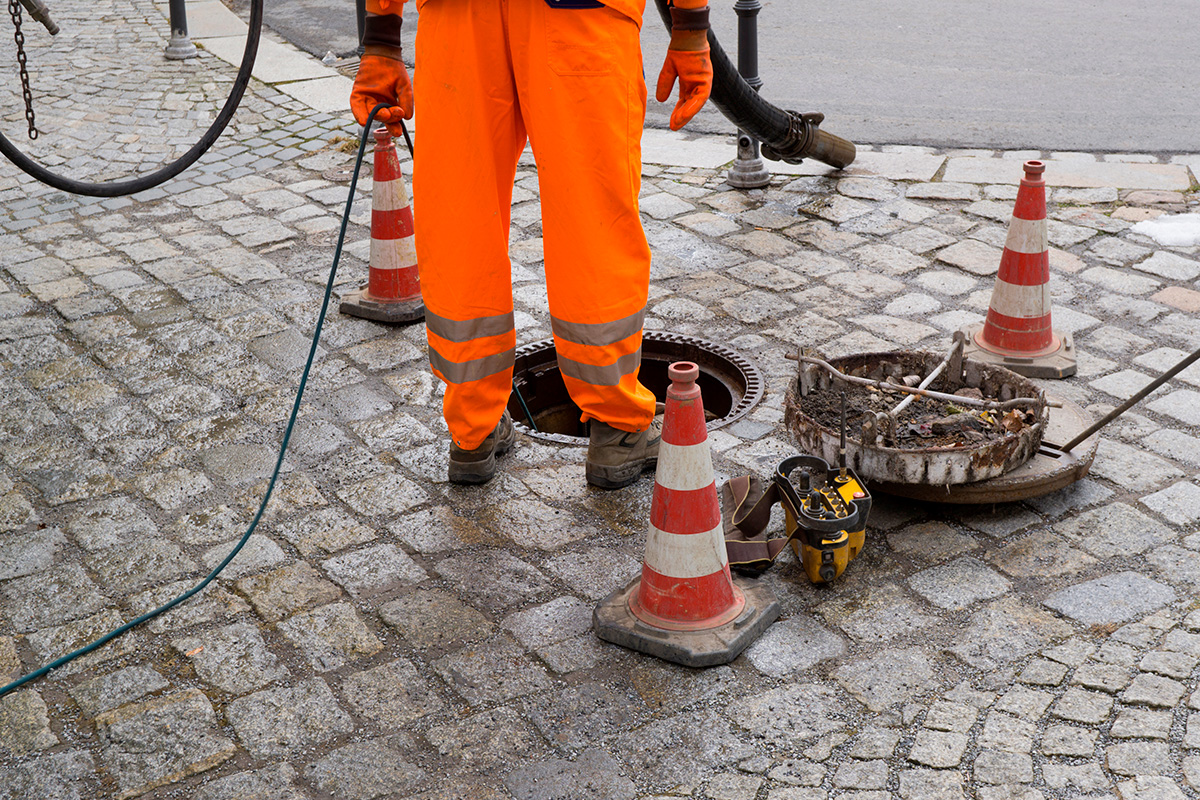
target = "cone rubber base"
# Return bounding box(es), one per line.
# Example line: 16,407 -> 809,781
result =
339,287 -> 425,325
593,576 -> 780,667
961,323 -> 1076,379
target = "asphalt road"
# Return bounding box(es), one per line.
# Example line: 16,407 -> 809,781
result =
239,0 -> 1200,153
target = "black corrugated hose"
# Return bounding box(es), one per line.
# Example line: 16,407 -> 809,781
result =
652,0 -> 856,169
0,0 -> 262,196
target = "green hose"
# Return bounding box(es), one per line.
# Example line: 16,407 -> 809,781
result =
0,104 -> 397,698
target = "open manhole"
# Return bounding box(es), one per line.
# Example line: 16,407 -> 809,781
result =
508,331 -> 764,445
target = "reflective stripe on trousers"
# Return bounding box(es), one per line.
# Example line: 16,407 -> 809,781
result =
413,0 -> 656,450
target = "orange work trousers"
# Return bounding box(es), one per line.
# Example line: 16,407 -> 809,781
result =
412,0 -> 656,450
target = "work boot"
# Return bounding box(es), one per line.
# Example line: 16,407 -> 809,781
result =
448,411 -> 516,485
585,408 -> 664,490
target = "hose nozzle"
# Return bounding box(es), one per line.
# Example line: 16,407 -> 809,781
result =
18,0 -> 58,34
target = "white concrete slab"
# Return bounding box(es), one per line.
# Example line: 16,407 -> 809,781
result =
182,1 -> 246,39
943,157 -> 1192,191
641,129 -> 735,169
274,75 -> 355,114
198,35 -> 335,84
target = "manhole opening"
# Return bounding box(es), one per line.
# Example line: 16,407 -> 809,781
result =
508,331 -> 765,445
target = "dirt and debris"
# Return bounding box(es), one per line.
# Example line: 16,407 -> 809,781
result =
796,378 -> 1038,451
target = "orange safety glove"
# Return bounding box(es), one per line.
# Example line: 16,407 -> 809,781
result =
655,4 -> 712,131
349,13 -> 413,136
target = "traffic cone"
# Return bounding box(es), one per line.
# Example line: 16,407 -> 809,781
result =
961,160 -> 1076,378
593,362 -> 779,667
339,127 -> 425,324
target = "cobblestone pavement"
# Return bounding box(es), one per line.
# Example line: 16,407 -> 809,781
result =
4,2 -> 1200,799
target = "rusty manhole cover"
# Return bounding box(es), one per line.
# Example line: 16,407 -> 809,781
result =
509,331 -> 764,445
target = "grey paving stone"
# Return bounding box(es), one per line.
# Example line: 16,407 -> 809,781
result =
0,750 -> 95,800
501,596 -> 592,650
0,689 -> 58,756
278,602 -> 383,672
378,588 -> 494,650
950,597 -> 1074,670
95,690 -> 236,798
1072,662 -> 1133,693
173,622 -> 289,695
432,636 -> 554,707
67,666 -> 169,717
522,683 -> 645,753
1106,741 -> 1172,776
817,583 -> 936,643
908,557 -> 1012,610
834,648 -> 934,713
1111,707 -> 1173,739
1041,762 -> 1110,793
907,729 -> 968,768
86,538 -> 198,593
192,763 -> 308,800
0,528 -> 65,581
613,708 -> 754,790
2,562 -> 106,633
989,533 -> 1096,579
1115,776 -> 1188,800
898,767 -> 963,800
1041,724 -> 1097,757
304,739 -> 432,800
225,679 -> 354,759
505,749 -> 636,800
340,658 -> 443,728
1051,687 -> 1114,724
434,550 -> 555,611
744,616 -> 847,678
1043,571 -> 1176,625
1140,480 -> 1200,526
320,543 -> 426,597
236,561 -> 343,623
276,507 -> 377,557
1123,672 -> 1187,707
1089,440 -> 1186,493
973,750 -> 1033,785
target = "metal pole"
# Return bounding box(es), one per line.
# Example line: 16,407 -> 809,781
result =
727,0 -> 770,189
163,0 -> 197,60
355,0 -> 366,55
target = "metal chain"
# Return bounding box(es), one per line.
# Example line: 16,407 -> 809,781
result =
8,0 -> 38,139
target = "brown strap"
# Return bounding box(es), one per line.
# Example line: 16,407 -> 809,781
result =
721,474 -> 799,573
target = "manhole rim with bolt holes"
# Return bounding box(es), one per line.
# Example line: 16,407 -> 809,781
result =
508,331 -> 765,445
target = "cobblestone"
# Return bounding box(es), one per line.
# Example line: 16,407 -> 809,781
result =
3,7 -> 1200,795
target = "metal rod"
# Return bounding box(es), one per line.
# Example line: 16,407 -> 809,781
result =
798,355 -> 1049,411
890,337 -> 964,419
1060,343 -> 1200,452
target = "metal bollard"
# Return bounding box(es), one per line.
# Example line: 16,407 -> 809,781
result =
726,0 -> 770,189
164,0 -> 198,60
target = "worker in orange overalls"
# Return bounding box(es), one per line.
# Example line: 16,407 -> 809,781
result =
351,0 -> 712,488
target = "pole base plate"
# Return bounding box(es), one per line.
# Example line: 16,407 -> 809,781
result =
593,575 -> 780,668
961,324 -> 1077,379
339,287 -> 425,325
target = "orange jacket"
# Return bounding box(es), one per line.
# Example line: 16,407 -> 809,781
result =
365,0 -> 707,29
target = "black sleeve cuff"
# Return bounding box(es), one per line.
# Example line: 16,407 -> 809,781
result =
362,14 -> 404,49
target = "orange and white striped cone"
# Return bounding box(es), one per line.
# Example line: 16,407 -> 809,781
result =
594,362 -> 779,667
962,160 -> 1076,378
339,127 -> 425,325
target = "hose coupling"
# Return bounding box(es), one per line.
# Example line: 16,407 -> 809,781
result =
760,111 -> 824,165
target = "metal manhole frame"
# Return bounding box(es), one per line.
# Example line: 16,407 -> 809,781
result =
510,330 -> 765,445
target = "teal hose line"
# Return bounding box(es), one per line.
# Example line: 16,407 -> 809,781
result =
0,104 -> 401,699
